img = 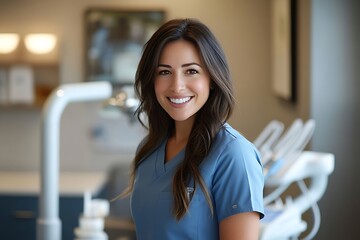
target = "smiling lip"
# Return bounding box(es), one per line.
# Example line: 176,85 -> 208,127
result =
168,96 -> 192,104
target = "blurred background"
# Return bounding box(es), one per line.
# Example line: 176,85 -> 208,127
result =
0,0 -> 359,239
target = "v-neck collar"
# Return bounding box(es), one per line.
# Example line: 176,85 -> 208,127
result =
155,138 -> 185,176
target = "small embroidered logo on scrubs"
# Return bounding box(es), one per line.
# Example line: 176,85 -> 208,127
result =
186,187 -> 194,201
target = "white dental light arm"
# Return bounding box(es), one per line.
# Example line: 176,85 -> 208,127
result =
37,82 -> 112,240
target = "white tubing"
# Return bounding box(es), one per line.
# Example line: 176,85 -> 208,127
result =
253,120 -> 284,149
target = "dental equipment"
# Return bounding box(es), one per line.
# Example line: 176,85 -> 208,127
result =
270,119 -> 304,158
74,192 -> 110,240
37,81 -> 138,240
263,119 -> 316,201
255,119 -> 335,240
273,119 -> 315,162
259,119 -> 303,167
253,120 -> 284,153
260,151 -> 334,240
261,119 -> 315,179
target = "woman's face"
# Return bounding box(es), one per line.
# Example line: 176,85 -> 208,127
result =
154,40 -> 211,123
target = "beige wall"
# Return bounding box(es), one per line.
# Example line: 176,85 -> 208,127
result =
0,0 -> 310,171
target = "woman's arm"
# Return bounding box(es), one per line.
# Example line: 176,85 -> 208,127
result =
219,212 -> 260,240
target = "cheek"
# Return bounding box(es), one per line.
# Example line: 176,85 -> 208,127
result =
194,80 -> 211,98
154,79 -> 166,101
154,77 -> 164,89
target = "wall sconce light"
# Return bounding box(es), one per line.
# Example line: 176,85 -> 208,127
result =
0,32 -> 59,106
0,33 -> 20,54
24,33 -> 57,54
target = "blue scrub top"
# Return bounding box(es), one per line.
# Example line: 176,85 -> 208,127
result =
131,123 -> 264,240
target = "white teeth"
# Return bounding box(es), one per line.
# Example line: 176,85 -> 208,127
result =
169,97 -> 191,104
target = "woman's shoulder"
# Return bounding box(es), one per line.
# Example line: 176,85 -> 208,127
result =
206,123 -> 261,169
215,123 -> 256,151
200,123 -> 263,187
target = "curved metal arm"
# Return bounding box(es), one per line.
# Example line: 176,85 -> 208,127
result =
37,81 -> 112,240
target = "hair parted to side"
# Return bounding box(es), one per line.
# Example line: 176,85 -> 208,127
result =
123,18 -> 235,220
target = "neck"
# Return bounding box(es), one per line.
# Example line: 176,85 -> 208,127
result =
172,116 -> 195,145
165,117 -> 194,162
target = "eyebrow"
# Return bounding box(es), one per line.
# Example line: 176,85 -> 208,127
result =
157,62 -> 202,68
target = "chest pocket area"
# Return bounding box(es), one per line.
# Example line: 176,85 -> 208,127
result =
155,191 -> 201,240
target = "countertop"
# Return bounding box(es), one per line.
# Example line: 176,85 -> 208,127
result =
0,171 -> 108,196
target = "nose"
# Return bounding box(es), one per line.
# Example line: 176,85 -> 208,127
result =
170,73 -> 185,93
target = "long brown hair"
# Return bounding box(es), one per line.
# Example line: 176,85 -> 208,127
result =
124,18 -> 235,220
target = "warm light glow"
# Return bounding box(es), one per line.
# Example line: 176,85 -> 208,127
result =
25,33 -> 57,54
0,33 -> 20,54
56,89 -> 64,97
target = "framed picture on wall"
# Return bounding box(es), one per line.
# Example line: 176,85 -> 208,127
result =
84,9 -> 165,85
271,0 -> 297,102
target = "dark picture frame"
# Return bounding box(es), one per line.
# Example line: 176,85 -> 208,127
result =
271,0 -> 297,102
84,9 -> 165,85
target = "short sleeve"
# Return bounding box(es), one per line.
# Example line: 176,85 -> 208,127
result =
212,138 -> 264,221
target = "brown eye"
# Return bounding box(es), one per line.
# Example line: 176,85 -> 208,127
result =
158,70 -> 171,75
186,69 -> 199,75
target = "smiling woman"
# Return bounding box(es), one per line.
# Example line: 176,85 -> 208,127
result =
118,18 -> 265,240
154,40 -> 211,124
